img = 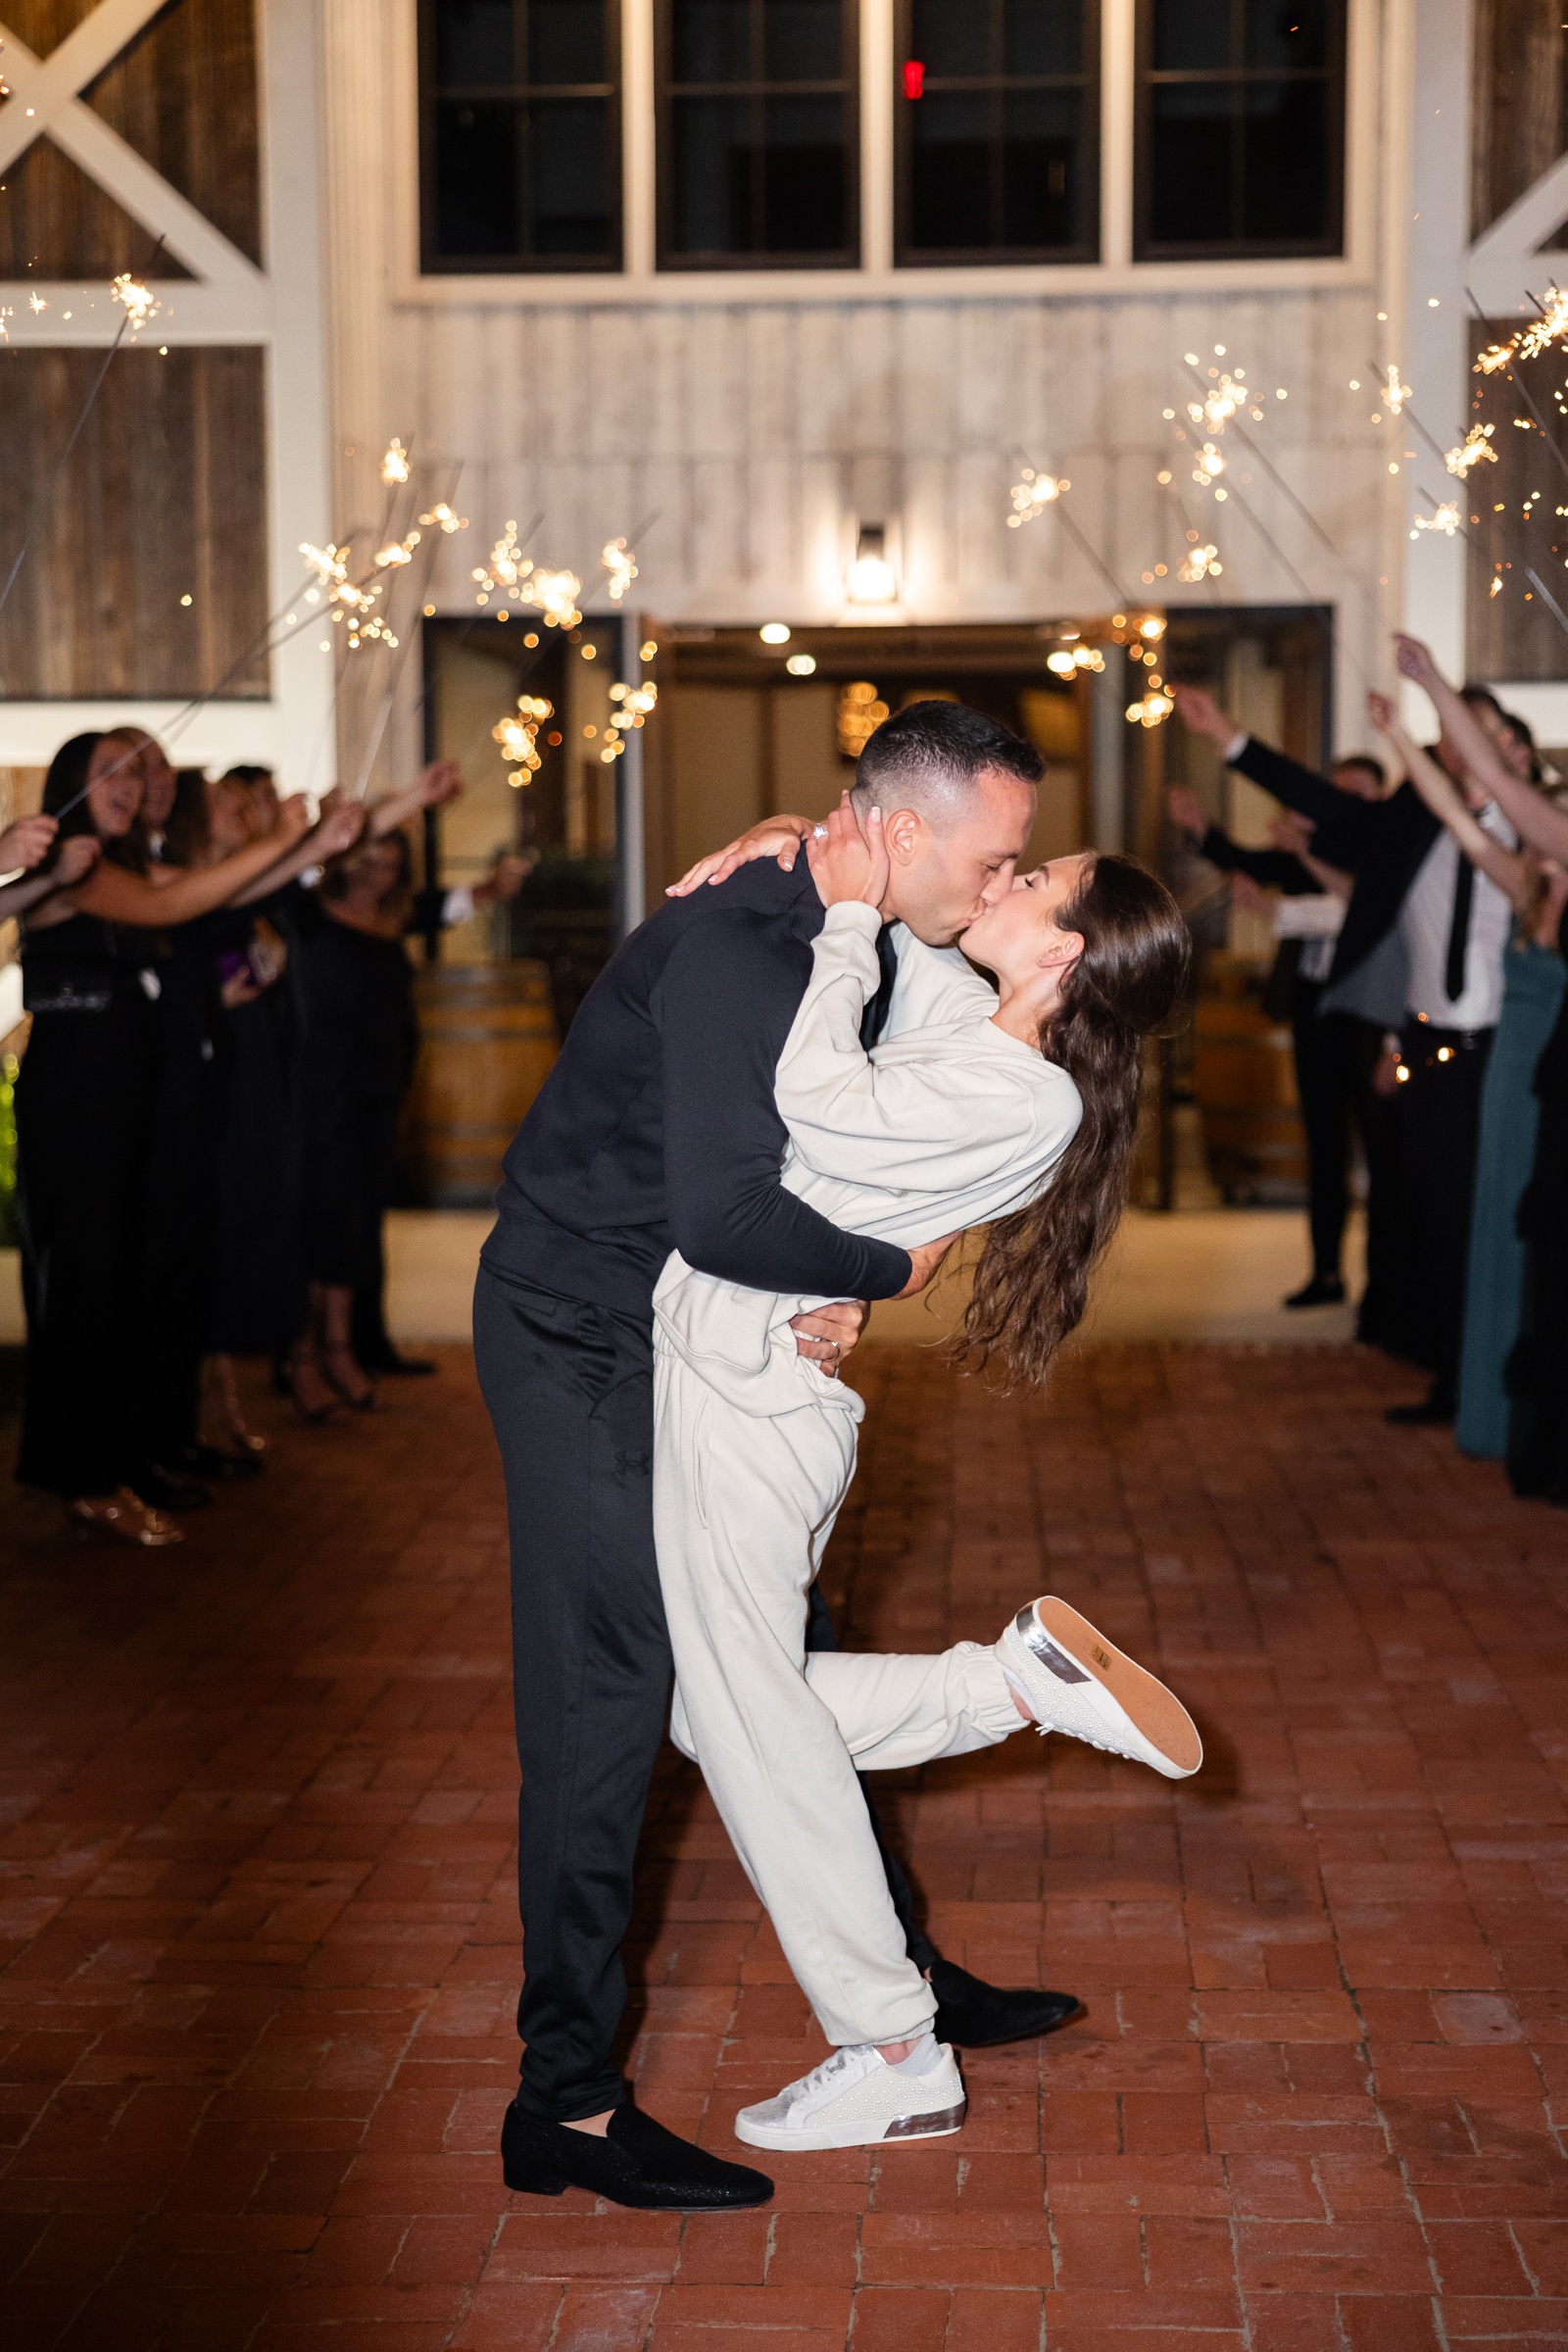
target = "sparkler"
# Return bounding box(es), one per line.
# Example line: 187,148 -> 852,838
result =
1446,423 -> 1496,477
110,272 -> 159,334
493,692 -> 555,778
1177,542 -> 1224,583
1046,644 -> 1105,675
602,538 -> 637,601
1006,467 -> 1069,526
1380,364 -> 1411,417
381,438 -> 412,485
1410,499 -> 1461,540
0,237 -> 169,624
598,680 -> 658,763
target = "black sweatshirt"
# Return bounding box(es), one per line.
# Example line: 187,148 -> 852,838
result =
481,858 -> 913,1320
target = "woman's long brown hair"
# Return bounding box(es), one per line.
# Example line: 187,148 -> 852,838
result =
955,853 -> 1190,1388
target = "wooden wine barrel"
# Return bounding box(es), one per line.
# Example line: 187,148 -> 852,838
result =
1192,961 -> 1306,1203
407,960 -> 560,1208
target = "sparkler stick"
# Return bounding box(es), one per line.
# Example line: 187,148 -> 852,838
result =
0,236 -> 168,625
1179,360 -> 1351,574
350,462 -> 466,799
1053,501 -> 1132,608
1463,289 -> 1568,488
1524,566 -> 1568,642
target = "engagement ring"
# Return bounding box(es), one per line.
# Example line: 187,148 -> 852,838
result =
811,824 -> 827,838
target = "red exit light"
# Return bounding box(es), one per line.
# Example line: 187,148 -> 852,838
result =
903,59 -> 924,98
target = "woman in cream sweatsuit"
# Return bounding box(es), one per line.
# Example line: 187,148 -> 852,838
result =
652,812 -> 1200,2153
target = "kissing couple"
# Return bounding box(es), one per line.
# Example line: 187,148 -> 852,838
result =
473,699 -> 1203,2212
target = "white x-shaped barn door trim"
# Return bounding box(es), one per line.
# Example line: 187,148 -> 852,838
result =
0,0 -> 269,333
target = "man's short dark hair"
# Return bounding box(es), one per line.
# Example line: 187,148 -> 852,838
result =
1460,683 -> 1505,721
1333,753 -> 1385,788
852,701 -> 1043,829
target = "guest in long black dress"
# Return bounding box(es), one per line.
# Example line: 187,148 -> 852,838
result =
289,831 -> 422,1412
14,734 -> 311,1544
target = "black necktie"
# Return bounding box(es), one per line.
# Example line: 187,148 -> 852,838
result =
1445,848 -> 1475,1003
860,924 -> 899,1049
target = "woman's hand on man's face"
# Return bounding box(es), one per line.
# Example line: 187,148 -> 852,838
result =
805,796 -> 890,909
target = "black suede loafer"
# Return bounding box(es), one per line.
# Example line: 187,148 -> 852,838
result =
929,1957 -> 1084,2048
501,2096 -> 773,2210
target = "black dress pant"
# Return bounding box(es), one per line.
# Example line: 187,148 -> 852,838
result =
474,1259 -> 936,2121
16,996 -> 160,1495
1397,1020 -> 1494,1404
1291,989 -> 1360,1281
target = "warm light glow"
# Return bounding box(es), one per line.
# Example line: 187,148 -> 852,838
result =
1178,543 -> 1223,582
381,438 -> 411,485
602,537 -> 637,602
837,680 -> 889,756
786,653 -> 817,675
1410,500 -> 1461,540
1446,424 -> 1496,477
760,622 -> 792,644
1007,467 -> 1069,526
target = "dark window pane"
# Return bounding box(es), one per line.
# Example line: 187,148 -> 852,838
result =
435,97 -> 519,254
910,89 -> 992,247
1244,0 -> 1328,70
528,0 -> 605,81
761,94 -> 846,246
672,93 -> 752,247
436,0 -> 516,84
1149,79 -> 1233,243
529,97 -> 611,249
1002,87 -> 1080,244
672,0 -> 752,81
1241,75 -> 1327,238
763,0 -> 842,80
1152,0 -> 1231,71
1005,0 -> 1082,74
911,0 -> 991,78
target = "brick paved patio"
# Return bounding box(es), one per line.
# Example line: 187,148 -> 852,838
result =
2,1339 -> 1566,2349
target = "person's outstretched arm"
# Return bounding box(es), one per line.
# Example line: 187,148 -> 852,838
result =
1369,690 -> 1530,908
72,796 -> 314,926
1395,633 -> 1568,862
1173,685 -> 1377,865
656,915 -> 916,1301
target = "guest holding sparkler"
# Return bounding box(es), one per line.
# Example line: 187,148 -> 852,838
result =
286,808 -> 526,1416
14,734 -> 314,1544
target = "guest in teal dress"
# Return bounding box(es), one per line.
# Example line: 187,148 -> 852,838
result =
1457,891 -> 1568,1456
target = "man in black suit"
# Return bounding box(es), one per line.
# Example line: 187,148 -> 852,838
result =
1174,679 -> 1518,1423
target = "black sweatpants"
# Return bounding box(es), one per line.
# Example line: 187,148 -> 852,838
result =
1397,1020 -> 1494,1404
474,1259 -> 936,2121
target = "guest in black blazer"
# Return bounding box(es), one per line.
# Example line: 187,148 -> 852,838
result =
1174,679 -> 1522,1425
1168,775 -> 1383,1310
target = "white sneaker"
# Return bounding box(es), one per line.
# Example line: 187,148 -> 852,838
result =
999,1595 -> 1202,1780
733,2040 -> 966,2152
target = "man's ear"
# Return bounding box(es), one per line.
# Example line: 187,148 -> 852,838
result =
882,808 -> 924,864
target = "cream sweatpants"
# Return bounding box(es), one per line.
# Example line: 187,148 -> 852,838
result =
654,1347 -> 1023,2049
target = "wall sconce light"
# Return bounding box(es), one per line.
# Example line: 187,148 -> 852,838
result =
847,522 -> 897,606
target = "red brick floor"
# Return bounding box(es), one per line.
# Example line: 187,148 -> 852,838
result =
3,1339 -> 1567,2350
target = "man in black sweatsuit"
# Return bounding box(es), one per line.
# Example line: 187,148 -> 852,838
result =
475,704 -> 1073,2212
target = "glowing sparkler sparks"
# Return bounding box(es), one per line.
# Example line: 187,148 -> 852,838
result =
381,438 -> 411,485
1380,365 -> 1411,416
1178,542 -> 1224,582
1046,645 -> 1105,675
300,542 -> 350,592
493,692 -> 555,779
375,539 -> 416,568
1410,500 -> 1461,540
1007,468 -> 1069,526
1194,442 -> 1226,484
27,292 -> 45,315
472,518 -> 534,607
420,502 -> 466,534
598,679 -> 660,761
526,567 -> 584,628
111,273 -> 159,333
1185,373 -> 1252,432
1446,423 -> 1496,476
602,538 -> 637,602
1473,287 -> 1568,375
1126,691 -> 1175,729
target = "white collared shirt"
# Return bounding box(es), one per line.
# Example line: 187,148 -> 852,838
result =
1399,804 -> 1516,1031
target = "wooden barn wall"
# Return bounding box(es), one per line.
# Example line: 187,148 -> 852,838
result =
1472,0 -> 1568,243
0,347 -> 269,700
0,0 -> 260,276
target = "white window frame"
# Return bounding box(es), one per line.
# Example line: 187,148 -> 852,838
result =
394,0 -> 1381,303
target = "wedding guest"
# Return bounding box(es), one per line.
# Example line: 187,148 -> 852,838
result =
14,735 -> 308,1544
1364,693 -> 1560,1455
